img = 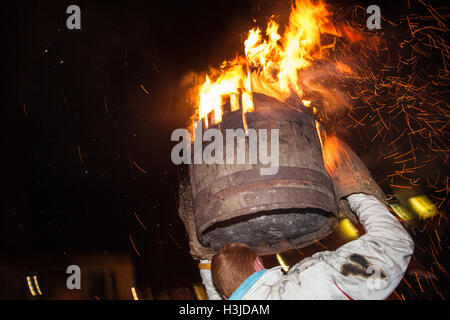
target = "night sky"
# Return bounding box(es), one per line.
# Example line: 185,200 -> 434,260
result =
4,0 -> 449,299
6,0 -> 269,298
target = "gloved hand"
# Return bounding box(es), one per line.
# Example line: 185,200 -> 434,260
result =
322,135 -> 387,222
178,181 -> 216,261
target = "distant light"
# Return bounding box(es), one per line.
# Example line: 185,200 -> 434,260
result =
276,254 -> 290,272
408,195 -> 437,219
33,276 -> 42,295
26,276 -> 36,296
192,283 -> 208,300
390,203 -> 413,221
131,287 -> 139,300
336,218 -> 359,240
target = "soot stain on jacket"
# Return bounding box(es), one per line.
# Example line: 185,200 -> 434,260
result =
340,254 -> 387,279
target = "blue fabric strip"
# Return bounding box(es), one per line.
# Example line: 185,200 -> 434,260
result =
228,269 -> 268,300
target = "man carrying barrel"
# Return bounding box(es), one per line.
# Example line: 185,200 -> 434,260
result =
179,136 -> 414,300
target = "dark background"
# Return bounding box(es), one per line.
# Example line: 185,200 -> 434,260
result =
3,0 -> 448,299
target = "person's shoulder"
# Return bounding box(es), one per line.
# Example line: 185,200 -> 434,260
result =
242,267 -> 285,299
259,266 -> 285,284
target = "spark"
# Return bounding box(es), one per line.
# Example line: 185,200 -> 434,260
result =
61,92 -> 70,110
140,84 -> 150,95
312,235 -> 327,249
414,272 -> 424,293
393,290 -> 402,300
134,212 -> 147,231
434,229 -> 441,242
129,235 -> 141,257
77,145 -> 84,166
22,103 -> 29,117
429,278 -> 445,300
167,231 -> 183,249
103,95 -> 110,115
132,160 -> 147,174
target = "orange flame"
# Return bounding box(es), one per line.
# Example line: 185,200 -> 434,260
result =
322,135 -> 342,174
194,0 -> 357,127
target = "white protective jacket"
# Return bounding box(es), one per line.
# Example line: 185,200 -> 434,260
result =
199,193 -> 414,300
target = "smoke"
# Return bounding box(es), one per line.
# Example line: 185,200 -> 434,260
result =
297,61 -> 351,120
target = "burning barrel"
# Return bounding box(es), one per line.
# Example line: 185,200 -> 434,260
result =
188,93 -> 337,255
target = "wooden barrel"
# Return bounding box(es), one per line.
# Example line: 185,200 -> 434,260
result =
189,93 -> 337,255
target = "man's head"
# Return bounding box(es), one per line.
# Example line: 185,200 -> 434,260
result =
211,243 -> 265,299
